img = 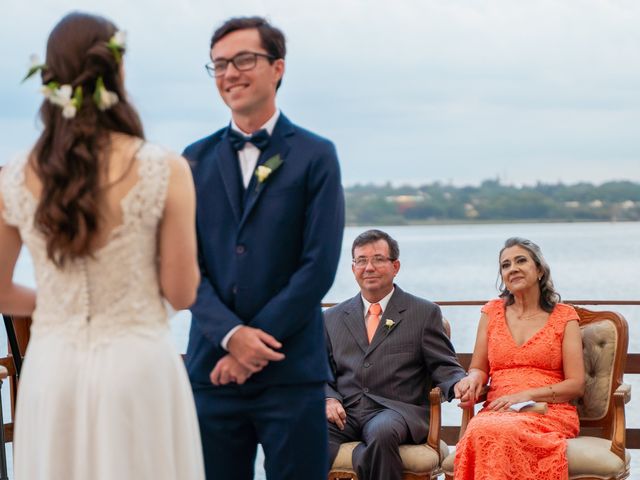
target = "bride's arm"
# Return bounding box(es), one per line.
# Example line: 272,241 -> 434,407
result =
157,154 -> 200,310
0,182 -> 36,316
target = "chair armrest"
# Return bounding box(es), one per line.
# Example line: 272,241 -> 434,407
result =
458,385 -> 489,440
610,388 -> 627,461
615,383 -> 631,404
0,365 -> 7,380
427,387 -> 442,457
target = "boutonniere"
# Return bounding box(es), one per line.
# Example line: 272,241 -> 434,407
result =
254,154 -> 283,189
384,319 -> 395,331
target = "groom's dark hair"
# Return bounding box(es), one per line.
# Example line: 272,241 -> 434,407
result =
352,230 -> 400,261
210,16 -> 286,90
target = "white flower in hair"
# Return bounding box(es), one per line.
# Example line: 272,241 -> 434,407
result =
111,30 -> 127,49
94,76 -> 119,111
107,31 -> 127,63
41,83 -> 82,119
40,85 -> 52,99
98,90 -> 119,110
28,54 -> 41,69
62,103 -> 77,119
48,84 -> 73,107
22,54 -> 47,83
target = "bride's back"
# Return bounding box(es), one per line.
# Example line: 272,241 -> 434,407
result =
2,137 -> 174,338
24,133 -> 144,252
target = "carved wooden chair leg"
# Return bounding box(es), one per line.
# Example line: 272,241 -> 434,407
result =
0,365 -> 9,480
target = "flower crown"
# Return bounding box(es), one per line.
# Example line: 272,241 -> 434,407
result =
22,31 -> 126,119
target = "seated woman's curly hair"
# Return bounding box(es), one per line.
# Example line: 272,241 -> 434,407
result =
32,12 -> 144,266
497,237 -> 561,312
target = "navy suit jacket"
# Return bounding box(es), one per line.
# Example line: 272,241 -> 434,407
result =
183,113 -> 345,389
324,286 -> 466,443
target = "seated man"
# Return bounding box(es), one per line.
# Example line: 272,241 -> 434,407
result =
324,229 -> 475,480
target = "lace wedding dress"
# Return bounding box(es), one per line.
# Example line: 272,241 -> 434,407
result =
1,144 -> 205,480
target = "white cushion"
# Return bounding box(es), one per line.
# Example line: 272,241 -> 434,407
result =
331,440 -> 448,474
441,436 -> 630,478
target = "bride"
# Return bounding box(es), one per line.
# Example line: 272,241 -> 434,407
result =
0,12 -> 204,480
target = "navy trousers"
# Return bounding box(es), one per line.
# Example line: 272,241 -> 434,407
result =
195,382 -> 328,480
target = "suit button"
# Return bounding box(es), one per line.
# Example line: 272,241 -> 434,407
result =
232,285 -> 238,294
364,362 -> 371,368
236,245 -> 246,254
364,388 -> 369,393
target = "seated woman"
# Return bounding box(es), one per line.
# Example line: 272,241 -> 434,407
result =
453,237 -> 585,480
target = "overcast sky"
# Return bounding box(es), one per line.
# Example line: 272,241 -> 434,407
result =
1,0 -> 639,186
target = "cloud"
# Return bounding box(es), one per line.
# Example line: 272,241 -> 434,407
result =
1,0 -> 639,185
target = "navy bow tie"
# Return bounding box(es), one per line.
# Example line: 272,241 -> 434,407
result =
228,128 -> 270,151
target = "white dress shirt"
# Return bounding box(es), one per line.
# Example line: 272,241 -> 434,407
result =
230,110 -> 280,188
361,287 -> 395,322
221,110 -> 280,350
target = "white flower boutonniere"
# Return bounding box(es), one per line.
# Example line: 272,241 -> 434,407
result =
254,154 -> 283,189
255,165 -> 272,183
385,319 -> 395,331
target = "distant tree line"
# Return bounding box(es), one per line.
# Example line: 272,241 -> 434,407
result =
345,179 -> 640,225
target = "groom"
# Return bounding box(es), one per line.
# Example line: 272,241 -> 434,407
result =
183,16 -> 345,480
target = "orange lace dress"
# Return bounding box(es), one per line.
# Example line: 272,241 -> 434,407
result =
454,299 -> 580,480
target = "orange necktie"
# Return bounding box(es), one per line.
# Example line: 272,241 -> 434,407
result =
366,303 -> 382,343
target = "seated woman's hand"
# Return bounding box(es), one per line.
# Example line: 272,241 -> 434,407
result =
454,373 -> 485,408
486,392 -> 533,412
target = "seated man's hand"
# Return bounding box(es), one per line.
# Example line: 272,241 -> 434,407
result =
210,354 -> 252,386
326,398 -> 347,431
454,372 -> 485,408
227,326 -> 285,373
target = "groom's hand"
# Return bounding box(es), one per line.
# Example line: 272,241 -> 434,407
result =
210,354 -> 252,385
227,326 -> 285,372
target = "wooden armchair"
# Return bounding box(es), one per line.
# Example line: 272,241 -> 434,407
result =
328,387 -> 448,480
329,317 -> 453,480
441,307 -> 632,480
0,314 -> 31,480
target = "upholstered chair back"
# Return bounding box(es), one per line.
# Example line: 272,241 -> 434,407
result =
577,319 -> 618,420
573,307 -> 628,435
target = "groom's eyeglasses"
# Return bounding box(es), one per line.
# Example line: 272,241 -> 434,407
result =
205,52 -> 276,77
352,256 -> 395,269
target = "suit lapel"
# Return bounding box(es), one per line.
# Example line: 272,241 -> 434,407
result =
215,129 -> 243,224
239,115 -> 293,230
366,287 -> 406,357
342,295 -> 369,354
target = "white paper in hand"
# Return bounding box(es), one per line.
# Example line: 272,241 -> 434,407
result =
509,400 -> 536,412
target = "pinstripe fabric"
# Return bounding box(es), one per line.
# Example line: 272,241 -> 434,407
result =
324,285 -> 466,443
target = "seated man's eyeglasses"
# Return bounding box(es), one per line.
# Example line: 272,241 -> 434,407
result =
205,51 -> 276,77
352,255 -> 395,268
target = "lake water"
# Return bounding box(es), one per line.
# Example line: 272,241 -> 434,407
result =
2,222 -> 639,478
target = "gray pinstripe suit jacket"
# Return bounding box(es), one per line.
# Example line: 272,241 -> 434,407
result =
324,285 -> 466,443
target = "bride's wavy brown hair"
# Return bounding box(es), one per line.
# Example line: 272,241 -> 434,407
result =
32,12 -> 144,266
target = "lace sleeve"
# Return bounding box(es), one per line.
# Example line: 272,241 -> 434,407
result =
481,298 -> 503,316
555,303 -> 580,323
0,156 -> 30,227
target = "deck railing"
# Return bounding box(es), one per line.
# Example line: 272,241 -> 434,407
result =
2,300 -> 639,448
